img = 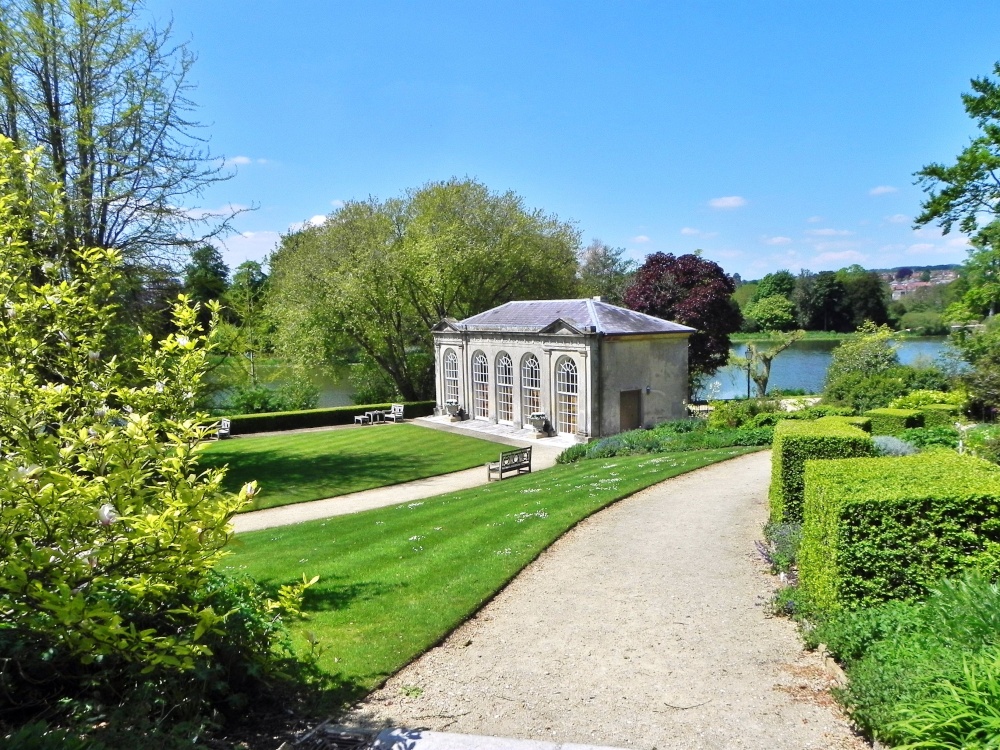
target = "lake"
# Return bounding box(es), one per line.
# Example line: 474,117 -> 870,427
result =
700,337 -> 952,400
255,337 -> 954,407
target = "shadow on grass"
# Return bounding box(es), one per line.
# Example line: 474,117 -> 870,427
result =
206,449 -> 450,509
250,574 -> 404,613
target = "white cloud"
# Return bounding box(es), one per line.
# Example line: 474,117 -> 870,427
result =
906,243 -> 937,255
679,228 -> 699,236
708,195 -> 747,209
286,214 -> 329,233
806,216 -> 823,223
869,185 -> 898,196
331,199 -> 345,209
222,155 -> 271,168
708,195 -> 746,209
806,228 -> 853,237
219,230 -> 282,266
885,214 -> 909,224
256,158 -> 270,165
632,234 -> 651,243
762,236 -> 792,245
947,236 -> 971,248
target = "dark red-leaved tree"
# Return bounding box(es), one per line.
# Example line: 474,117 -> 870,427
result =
623,252 -> 742,387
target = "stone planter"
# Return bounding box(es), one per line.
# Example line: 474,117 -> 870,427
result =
529,412 -> 549,438
444,401 -> 461,421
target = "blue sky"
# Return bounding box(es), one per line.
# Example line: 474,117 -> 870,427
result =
145,1 -> 1000,280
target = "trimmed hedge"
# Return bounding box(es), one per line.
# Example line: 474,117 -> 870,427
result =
225,401 -> 436,435
919,403 -> 961,428
799,452 -> 1000,615
769,417 -> 876,524
822,415 -> 872,432
864,408 -> 924,436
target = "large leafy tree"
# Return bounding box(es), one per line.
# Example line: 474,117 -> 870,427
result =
750,269 -> 795,304
622,251 -> 742,384
795,270 -> 851,331
577,239 -> 637,305
836,264 -> 890,329
268,178 -> 581,400
183,245 -> 229,329
0,0 -> 235,267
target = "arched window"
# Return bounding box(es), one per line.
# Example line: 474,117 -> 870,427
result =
472,352 -> 489,418
555,357 -> 579,434
444,349 -> 459,403
496,353 -> 514,423
521,354 -> 541,421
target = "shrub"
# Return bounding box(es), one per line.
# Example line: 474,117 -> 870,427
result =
890,389 -> 966,409
760,522 -> 802,574
225,400 -> 436,434
898,310 -> 948,335
769,418 -> 875,524
798,453 -> 1000,615
873,436 -> 918,456
919,403 -> 962,428
706,397 -> 781,429
865,408 -> 924,436
968,425 -> 1000,464
826,365 -> 951,413
900,426 -> 960,449
652,418 -> 702,435
555,443 -> 589,464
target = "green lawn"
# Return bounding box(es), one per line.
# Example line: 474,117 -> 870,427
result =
223,446 -> 761,705
201,424 -> 503,511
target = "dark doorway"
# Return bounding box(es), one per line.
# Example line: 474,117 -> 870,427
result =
620,390 -> 641,432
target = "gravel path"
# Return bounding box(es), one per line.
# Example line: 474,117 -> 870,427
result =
346,451 -> 866,750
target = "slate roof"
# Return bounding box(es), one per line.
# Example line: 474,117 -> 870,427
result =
449,299 -> 695,336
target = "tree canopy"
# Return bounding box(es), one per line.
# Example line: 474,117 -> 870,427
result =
622,251 -> 742,384
0,0 -> 235,266
577,239 -> 637,305
268,178 -> 581,400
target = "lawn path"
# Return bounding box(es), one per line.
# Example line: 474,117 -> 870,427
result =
346,450 -> 866,750
232,444 -> 564,533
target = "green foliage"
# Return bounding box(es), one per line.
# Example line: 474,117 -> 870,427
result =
920,404 -> 962,428
576,239 -> 637,305
555,422 -> 772,464
798,453 -> 1000,616
900,426 -> 960,449
810,574 -> 1000,746
891,389 -> 966,409
744,294 -> 796,331
768,418 -> 876,524
899,310 -> 948,335
268,178 -> 581,400
707,397 -> 781,429
750,270 -> 796,304
825,364 -> 951,413
761,522 -> 802,574
825,321 -> 899,383
0,138 -> 305,730
865,408 -> 925,435
223,378 -> 319,415
224,400 -> 436,434
967,424 -> 1000,464
873,436 -> 919,457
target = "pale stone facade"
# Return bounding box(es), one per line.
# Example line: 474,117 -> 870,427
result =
431,299 -> 693,440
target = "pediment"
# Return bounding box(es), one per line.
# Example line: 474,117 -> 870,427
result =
432,317 -> 462,332
537,317 -> 587,336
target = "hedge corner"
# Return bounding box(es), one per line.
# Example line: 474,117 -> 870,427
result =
919,403 -> 961,428
768,417 -> 875,525
799,452 -> 1000,616
864,408 -> 924,436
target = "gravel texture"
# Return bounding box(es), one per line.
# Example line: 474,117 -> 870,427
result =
346,450 -> 867,750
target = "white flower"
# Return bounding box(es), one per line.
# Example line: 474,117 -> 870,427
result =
98,504 -> 117,526
176,335 -> 190,347
88,350 -> 100,361
94,407 -> 107,418
11,464 -> 41,482
242,482 -> 258,499
154,381 -> 165,393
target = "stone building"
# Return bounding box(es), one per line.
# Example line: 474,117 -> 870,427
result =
431,298 -> 693,440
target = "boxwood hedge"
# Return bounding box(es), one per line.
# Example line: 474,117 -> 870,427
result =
769,417 -> 875,524
225,400 -> 436,435
799,451 -> 1000,615
864,408 -> 924,436
919,403 -> 961,428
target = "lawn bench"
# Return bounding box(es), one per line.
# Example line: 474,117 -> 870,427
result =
487,446 -> 532,481
217,418 -> 231,439
384,403 -> 405,423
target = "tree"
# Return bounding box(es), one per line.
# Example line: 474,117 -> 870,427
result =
622,251 -> 742,385
0,0 -> 235,267
738,330 -> 805,397
960,221 -> 1000,317
744,294 -> 796,331
895,267 -> 914,281
836,264 -> 889,328
0,137 -> 310,729
577,239 -> 636,305
268,178 -> 581,400
916,62 -> 1000,239
796,270 -> 851,331
183,245 -> 229,329
750,269 -> 796,304
825,321 -> 899,383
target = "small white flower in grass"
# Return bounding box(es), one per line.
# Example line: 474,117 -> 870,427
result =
407,502 -> 423,509
412,546 -> 424,552
98,503 -> 117,526
375,521 -> 385,525
409,535 -> 425,541
495,548 -> 512,556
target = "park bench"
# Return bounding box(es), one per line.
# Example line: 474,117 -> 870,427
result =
217,418 -> 231,439
384,403 -> 405,423
487,446 -> 532,481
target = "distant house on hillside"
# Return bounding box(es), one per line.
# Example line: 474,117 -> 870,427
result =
430,298 -> 693,440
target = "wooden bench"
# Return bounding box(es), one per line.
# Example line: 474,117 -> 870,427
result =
486,446 -> 532,481
384,403 -> 405,423
217,418 -> 231,439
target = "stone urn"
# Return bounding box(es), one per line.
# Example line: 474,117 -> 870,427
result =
444,401 -> 461,421
529,412 -> 549,438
